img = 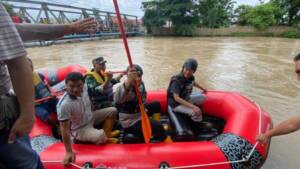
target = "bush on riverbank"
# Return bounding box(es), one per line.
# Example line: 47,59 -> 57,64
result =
151,26 -> 300,38
280,30 -> 300,38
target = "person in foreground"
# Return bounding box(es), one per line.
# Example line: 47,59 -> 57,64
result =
256,53 -> 300,144
57,72 -> 118,165
0,4 -> 96,169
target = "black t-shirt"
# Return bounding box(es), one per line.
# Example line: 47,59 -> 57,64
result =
167,73 -> 195,108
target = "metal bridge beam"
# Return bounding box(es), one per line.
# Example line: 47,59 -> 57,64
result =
1,0 -> 141,33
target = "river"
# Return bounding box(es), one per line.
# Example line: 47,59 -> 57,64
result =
27,37 -> 300,169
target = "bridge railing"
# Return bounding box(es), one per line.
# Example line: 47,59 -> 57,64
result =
1,0 -> 141,33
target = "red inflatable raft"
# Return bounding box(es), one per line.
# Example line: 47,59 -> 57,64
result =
30,65 -> 272,169
38,64 -> 87,86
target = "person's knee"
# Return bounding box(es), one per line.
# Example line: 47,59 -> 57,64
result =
79,128 -> 108,145
180,110 -> 195,117
191,92 -> 207,105
99,107 -> 117,121
107,107 -> 118,118
95,130 -> 108,145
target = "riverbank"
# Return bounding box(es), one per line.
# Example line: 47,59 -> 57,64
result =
151,26 -> 300,38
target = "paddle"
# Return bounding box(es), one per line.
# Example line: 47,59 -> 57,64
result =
110,70 -> 126,74
35,91 -> 64,104
112,0 -> 152,143
101,70 -> 126,75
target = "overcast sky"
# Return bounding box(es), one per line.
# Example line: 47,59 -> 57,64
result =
59,0 -> 266,18
12,0 -> 267,18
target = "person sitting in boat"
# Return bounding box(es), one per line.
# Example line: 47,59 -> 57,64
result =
114,64 -> 167,143
167,58 -> 207,137
27,58 -> 60,138
85,56 -> 124,110
57,72 -> 119,165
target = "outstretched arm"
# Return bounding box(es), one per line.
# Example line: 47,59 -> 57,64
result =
256,115 -> 300,144
16,17 -> 97,41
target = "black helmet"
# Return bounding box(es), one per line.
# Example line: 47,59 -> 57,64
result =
183,58 -> 198,72
92,56 -> 106,65
127,64 -> 143,76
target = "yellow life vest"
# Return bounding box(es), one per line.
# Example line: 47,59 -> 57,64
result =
33,71 -> 50,99
33,71 -> 42,86
85,71 -> 108,84
85,70 -> 114,109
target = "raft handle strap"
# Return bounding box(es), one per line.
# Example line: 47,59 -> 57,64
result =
42,161 -> 92,169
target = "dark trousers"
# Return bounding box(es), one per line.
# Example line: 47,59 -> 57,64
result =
0,135 -> 44,169
124,119 -> 166,142
144,101 -> 161,116
124,101 -> 167,142
0,95 -> 44,169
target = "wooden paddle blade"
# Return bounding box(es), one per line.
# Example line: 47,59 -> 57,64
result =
140,104 -> 152,143
134,82 -> 152,143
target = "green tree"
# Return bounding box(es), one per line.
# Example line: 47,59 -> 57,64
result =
162,0 -> 199,36
142,1 -> 166,33
143,0 -> 198,36
235,3 -> 282,29
248,3 -> 282,29
271,0 -> 300,26
234,5 -> 252,25
197,0 -> 235,28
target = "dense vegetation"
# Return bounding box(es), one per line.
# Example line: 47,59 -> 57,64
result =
143,0 -> 300,36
